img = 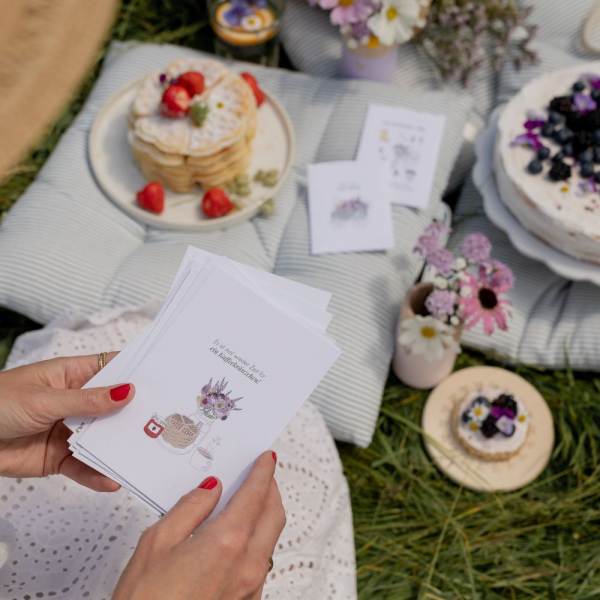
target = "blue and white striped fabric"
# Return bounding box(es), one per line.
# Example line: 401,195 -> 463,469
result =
279,0 -> 495,191
0,42 -> 473,447
447,0 -> 600,369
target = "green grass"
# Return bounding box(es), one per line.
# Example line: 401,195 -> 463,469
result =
1,2 -> 600,597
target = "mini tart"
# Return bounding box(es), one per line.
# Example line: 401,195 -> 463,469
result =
453,387 -> 530,461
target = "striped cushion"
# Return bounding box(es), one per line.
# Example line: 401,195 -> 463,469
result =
449,0 -> 600,368
279,0 -> 494,191
0,42 -> 472,447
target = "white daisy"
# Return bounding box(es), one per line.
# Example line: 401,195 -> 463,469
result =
399,315 -> 461,362
367,0 -> 422,46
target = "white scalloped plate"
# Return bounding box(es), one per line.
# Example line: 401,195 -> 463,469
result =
422,367 -> 554,493
474,106 -> 600,286
88,76 -> 295,232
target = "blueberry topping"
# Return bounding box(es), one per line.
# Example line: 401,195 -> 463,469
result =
594,147 -> 600,164
552,151 -> 566,163
592,89 -> 600,102
537,146 -> 550,160
548,111 -> 563,124
563,142 -> 574,157
573,80 -> 586,92
549,161 -> 572,181
541,123 -> 555,138
554,128 -> 573,145
579,149 -> 594,163
594,172 -> 600,184
584,110 -> 600,132
528,159 -> 543,174
581,162 -> 594,178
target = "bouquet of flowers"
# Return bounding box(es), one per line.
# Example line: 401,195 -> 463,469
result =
399,223 -> 515,362
197,377 -> 243,421
308,0 -> 537,85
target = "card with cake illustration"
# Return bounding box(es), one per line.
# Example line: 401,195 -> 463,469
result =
307,160 -> 394,255
422,367 -> 554,493
356,104 -> 446,209
88,55 -> 295,231
67,250 -> 339,516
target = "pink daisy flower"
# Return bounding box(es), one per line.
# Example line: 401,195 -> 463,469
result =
458,264 -> 514,335
320,0 -> 373,26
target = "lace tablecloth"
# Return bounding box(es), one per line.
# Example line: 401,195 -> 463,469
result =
0,304 -> 357,600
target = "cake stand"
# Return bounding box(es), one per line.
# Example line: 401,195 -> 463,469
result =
474,106 -> 600,286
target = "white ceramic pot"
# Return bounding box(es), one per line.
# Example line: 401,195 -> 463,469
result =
392,282 -> 463,390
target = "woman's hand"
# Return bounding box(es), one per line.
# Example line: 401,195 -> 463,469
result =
113,451 -> 285,600
0,353 -> 134,491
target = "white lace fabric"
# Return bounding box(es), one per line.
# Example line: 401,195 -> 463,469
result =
0,305 -> 357,600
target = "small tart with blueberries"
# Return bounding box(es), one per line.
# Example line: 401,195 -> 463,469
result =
453,387 -> 530,461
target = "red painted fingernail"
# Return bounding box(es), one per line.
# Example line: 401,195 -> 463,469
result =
110,384 -> 131,401
199,476 -> 218,490
272,451 -> 277,464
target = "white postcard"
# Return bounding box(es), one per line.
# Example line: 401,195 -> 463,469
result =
307,161 -> 394,255
356,104 -> 446,209
68,258 -> 340,516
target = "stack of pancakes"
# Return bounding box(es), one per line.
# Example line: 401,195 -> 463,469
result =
128,57 -> 257,192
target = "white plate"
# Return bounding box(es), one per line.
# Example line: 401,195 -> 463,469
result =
422,367 -> 554,493
474,106 -> 600,286
88,78 -> 295,231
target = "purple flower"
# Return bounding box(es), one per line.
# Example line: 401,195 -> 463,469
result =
320,0 -> 373,26
582,73 -> 600,89
413,222 -> 452,259
578,178 -> 598,196
491,405 -> 516,420
480,260 -> 515,294
224,3 -> 252,25
350,18 -> 372,39
428,248 -> 455,276
511,132 -> 542,150
159,73 -> 167,84
425,222 -> 452,239
425,289 -> 456,319
462,232 -> 492,263
573,93 -> 597,113
524,119 -> 545,131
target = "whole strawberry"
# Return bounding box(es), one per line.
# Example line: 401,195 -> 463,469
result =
160,84 -> 191,118
202,188 -> 234,219
176,71 -> 205,97
240,72 -> 265,107
136,182 -> 165,214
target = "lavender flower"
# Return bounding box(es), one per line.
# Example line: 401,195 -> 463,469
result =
511,132 -> 542,150
428,247 -> 455,276
573,93 -> 597,113
425,289 -> 456,320
462,232 -> 492,263
524,119 -> 545,131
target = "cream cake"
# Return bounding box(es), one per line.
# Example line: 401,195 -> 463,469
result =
128,57 -> 257,192
453,387 -> 530,461
495,64 -> 600,264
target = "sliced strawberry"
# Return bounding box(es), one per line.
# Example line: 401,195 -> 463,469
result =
240,72 -> 265,107
176,71 -> 205,97
136,181 -> 165,214
202,188 -> 234,219
160,84 -> 191,118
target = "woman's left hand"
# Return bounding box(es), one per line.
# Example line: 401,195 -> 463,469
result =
0,354 -> 134,491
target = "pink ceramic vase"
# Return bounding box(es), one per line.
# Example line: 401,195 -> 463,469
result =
392,282 -> 463,390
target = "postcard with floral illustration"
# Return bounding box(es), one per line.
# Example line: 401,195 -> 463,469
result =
307,160 -> 395,255
69,260 -> 339,515
356,104 -> 446,209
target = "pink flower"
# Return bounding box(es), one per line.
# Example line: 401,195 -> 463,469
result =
458,266 -> 514,335
320,0 -> 373,26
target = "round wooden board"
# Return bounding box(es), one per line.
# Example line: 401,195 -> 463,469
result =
88,76 -> 295,231
422,366 -> 554,492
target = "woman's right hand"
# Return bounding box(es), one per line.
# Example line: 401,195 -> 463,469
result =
113,451 -> 285,600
